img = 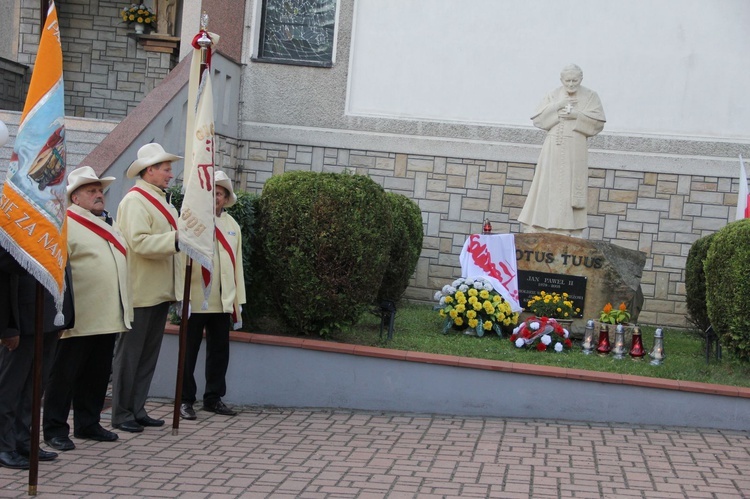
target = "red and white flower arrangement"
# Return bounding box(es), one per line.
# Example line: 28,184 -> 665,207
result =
510,316 -> 572,352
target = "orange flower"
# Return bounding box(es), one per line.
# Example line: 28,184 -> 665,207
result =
600,301 -> 631,325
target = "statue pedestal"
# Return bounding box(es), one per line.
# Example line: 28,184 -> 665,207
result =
514,233 -> 647,332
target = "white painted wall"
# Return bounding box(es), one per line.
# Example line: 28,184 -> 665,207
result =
346,0 -> 750,140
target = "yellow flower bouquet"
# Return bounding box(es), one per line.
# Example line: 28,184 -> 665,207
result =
525,291 -> 580,319
121,3 -> 157,26
434,277 -> 520,337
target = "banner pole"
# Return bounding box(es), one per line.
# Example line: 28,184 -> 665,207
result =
172,258 -> 192,434
28,283 -> 45,495
40,0 -> 49,25
172,12 -> 212,435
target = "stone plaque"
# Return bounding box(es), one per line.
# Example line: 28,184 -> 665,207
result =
514,233 -> 647,331
517,270 -> 586,318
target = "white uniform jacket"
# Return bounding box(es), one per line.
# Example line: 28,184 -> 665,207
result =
63,204 -> 131,338
187,211 -> 246,318
117,179 -> 181,308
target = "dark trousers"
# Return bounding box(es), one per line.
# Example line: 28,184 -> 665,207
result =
43,333 -> 117,439
111,302 -> 170,425
0,332 -> 58,452
182,313 -> 231,406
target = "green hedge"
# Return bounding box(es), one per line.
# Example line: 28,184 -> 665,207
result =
684,233 -> 715,337
705,219 -> 750,360
259,171 -> 393,335
376,193 -> 424,303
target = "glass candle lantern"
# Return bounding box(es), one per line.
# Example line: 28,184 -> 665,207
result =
581,319 -> 595,354
649,328 -> 666,365
629,326 -> 646,358
596,324 -> 611,354
612,324 -> 626,359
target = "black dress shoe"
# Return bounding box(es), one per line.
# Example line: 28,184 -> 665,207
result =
113,420 -> 144,433
180,403 -> 197,420
44,436 -> 76,451
0,451 -> 30,470
202,400 -> 237,416
135,415 -> 164,427
74,425 -> 119,442
18,447 -> 58,461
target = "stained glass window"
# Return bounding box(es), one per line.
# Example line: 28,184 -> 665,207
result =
257,0 -> 337,67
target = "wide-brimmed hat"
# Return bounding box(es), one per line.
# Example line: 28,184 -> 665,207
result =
126,143 -> 182,179
66,166 -> 115,203
215,170 -> 237,208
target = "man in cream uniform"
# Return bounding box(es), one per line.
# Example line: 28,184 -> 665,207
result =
112,143 -> 181,433
180,171 -> 245,420
44,167 -> 130,451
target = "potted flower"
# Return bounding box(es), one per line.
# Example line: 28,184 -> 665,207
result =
510,316 -> 572,352
598,302 -> 635,344
599,302 -> 631,325
434,277 -> 520,337
525,291 -> 580,322
121,3 -> 157,34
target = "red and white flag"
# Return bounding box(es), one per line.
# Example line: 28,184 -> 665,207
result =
0,1 -> 68,324
737,155 -> 750,221
459,233 -> 522,312
178,30 -> 218,308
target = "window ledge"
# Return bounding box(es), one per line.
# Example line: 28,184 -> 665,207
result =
250,57 -> 333,68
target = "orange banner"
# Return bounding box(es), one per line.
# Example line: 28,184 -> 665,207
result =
0,1 -> 68,323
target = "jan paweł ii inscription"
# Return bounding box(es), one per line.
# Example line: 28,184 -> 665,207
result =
517,270 -> 586,318
514,233 -> 646,330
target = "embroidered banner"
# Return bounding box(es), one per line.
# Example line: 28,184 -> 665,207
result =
179,28 -> 218,307
0,1 -> 68,323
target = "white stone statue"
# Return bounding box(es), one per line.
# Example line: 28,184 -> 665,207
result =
156,0 -> 177,36
518,64 -> 606,237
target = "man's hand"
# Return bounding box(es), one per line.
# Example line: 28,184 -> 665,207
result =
1,335 -> 20,352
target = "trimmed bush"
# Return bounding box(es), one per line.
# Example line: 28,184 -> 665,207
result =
704,219 -> 750,360
684,233 -> 715,337
376,193 -> 423,303
259,171 -> 393,335
227,192 -> 258,324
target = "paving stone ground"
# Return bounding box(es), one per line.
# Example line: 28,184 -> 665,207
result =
0,398 -> 748,498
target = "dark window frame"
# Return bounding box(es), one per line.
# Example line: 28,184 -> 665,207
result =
254,0 -> 337,68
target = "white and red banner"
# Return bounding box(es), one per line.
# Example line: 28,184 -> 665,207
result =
178,30 -> 218,307
460,233 -> 522,312
0,1 -> 68,323
736,154 -> 749,221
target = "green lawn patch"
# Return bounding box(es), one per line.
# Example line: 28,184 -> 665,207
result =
247,302 -> 750,388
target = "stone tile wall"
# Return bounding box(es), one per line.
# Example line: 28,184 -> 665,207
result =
238,141 -> 740,329
0,58 -> 27,111
17,0 -> 175,119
